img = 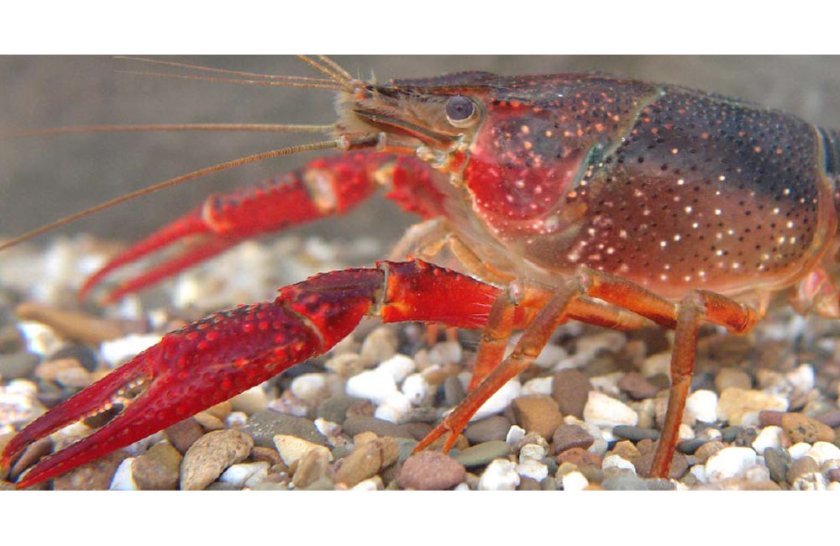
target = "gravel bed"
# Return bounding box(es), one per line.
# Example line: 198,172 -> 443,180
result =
1,234 -> 839,490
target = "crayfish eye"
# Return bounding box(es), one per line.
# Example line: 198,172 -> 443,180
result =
445,95 -> 478,128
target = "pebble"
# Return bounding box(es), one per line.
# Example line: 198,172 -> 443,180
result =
109,458 -> 138,490
427,341 -> 462,367
705,447 -> 757,482
472,379 -> 521,421
521,376 -> 554,397
551,369 -> 592,418
131,443 -> 183,490
274,435 -> 331,467
0,351 -> 39,379
763,447 -> 791,483
758,410 -> 785,427
15,302 -> 125,345
443,375 -> 466,407
612,425 -> 659,442
602,473 -> 667,491
677,438 -> 707,454
242,410 -> 326,447
551,424 -> 595,454
785,364 -> 815,394
48,344 -> 98,372
402,373 -> 430,406
829,468 -> 840,482
376,353 -> 416,383
98,334 -> 162,367
465,415 -> 512,444
716,388 -> 788,426
54,366 -> 93,389
164,418 -> 205,454
617,372 -> 660,400
325,352 -> 366,377
789,442 -> 813,460
805,441 -> 840,466
317,395 -> 365,424
787,456 -> 819,484
751,426 -> 784,453
516,459 -> 549,482
342,415 -> 414,439
227,385 -> 269,415
602,454 -> 636,473
180,429 -> 254,490
816,410 -> 840,428
359,326 -> 398,364
714,368 -> 752,391
292,447 -> 331,489
478,459 -> 520,490
345,369 -> 398,405
641,352 -> 671,377
397,451 -> 466,490
685,390 -> 718,424
556,447 -> 603,468
456,441 -> 511,468
781,412 -> 835,444
583,391 -> 639,427
53,450 -> 127,490
561,470 -> 589,491
511,395 -> 563,439
373,391 -> 412,423
219,461 -> 269,489
334,437 -> 397,487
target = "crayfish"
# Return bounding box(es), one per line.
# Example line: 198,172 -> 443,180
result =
2,56 -> 839,488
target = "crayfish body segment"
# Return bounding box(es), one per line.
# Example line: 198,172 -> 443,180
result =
4,58 -> 840,487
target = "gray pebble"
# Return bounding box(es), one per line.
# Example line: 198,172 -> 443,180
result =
342,415 -> 414,439
816,410 -> 840,429
316,395 -> 365,424
613,425 -> 660,442
48,344 -> 99,372
602,473 -> 675,491
721,426 -> 741,443
677,438 -> 707,454
465,415 -> 512,444
551,424 -> 595,454
455,440 -> 510,468
0,351 -> 39,379
243,410 -> 326,447
396,438 -> 419,463
0,325 -> 24,354
444,376 -> 466,407
763,447 -> 790,484
734,427 -> 758,447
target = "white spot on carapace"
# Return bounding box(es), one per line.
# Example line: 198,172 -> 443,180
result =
684,206 -> 693,214
619,230 -> 628,239
659,240 -> 668,248
714,208 -> 722,216
673,234 -> 682,242
677,178 -> 685,186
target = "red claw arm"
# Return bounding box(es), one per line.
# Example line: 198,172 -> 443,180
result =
3,260 -> 499,488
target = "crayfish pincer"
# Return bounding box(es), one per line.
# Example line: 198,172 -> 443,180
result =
3,57 -> 840,489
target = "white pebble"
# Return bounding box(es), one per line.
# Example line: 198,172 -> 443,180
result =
678,423 -> 695,441
805,442 -> 840,466
521,376 -> 554,396
345,369 -> 398,405
109,458 -> 138,490
602,454 -> 636,474
376,354 -> 416,383
471,379 -> 521,421
689,464 -> 708,484
374,391 -> 412,423
226,411 -> 248,427
705,447 -> 757,482
454,483 -> 471,491
17,322 -> 62,356
792,472 -> 828,491
744,464 -> 771,483
519,443 -> 547,462
785,364 -> 815,393
751,426 -> 784,453
516,459 -> 549,482
478,459 -> 521,490
789,442 -> 813,460
351,478 -> 381,491
534,344 -> 568,368
220,462 -> 269,488
273,435 -> 331,467
589,373 -> 622,397
230,385 -> 269,414
583,391 -> 639,427
641,352 -> 671,377
314,417 -> 341,438
401,373 -> 430,406
290,373 -> 328,403
428,341 -> 462,366
100,334 -> 162,367
505,425 -> 526,447
561,471 -> 589,491
685,390 -> 718,424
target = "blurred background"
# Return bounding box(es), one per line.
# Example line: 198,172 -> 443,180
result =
1,56 -> 840,251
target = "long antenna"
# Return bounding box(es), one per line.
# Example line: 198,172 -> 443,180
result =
0,140 -> 342,252
1,123 -> 334,140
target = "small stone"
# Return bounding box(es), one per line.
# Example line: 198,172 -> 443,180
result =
787,455 -> 819,484
443,375 -> 466,407
478,459 -> 520,490
551,369 -> 592,418
193,411 -> 225,431
556,447 -> 602,468
219,461 -> 269,489
342,415 -> 414,439
34,358 -> 79,382
48,344 -> 98,372
345,369 -> 398,405
376,354 -> 416,383
516,459 -> 549,482
561,470 -> 589,491
685,390 -> 718,424
359,326 -> 398,364
511,395 -> 563,440
758,410 -> 785,427
522,376 -> 554,396
789,442 -> 813,459
617,372 -> 660,400
397,451 -> 466,490
828,468 -> 840,482
633,450 -> 689,479
8,437 -> 52,480
374,391 -> 412,423
601,473 -> 655,491
402,373 -> 430,406
0,352 -> 39,379
242,410 -> 326,447
472,379 -> 521,421
16,302 -> 125,345
611,440 -> 642,462
109,458 -> 138,490
705,446 -> 757,482
612,425 -> 659,442
602,454 -> 636,473
230,385 -> 269,415
325,352 -> 366,377
785,364 -> 815,394
427,341 -> 462,366
715,368 -> 752,391
792,471 -> 828,490
317,395 -> 364,424
781,413 -> 835,444
751,426 -> 784,453
53,450 -> 127,490
805,441 -> 840,466
164,418 -> 205,454
132,443 -> 182,490
292,447 -> 331,489
455,441 -> 511,468
763,447 -> 790,484
583,391 -> 639,427
465,415 -> 512,444
677,438 -> 707,454
816,410 -> 840,428
551,424 -> 594,455
274,435 -> 331,467
334,441 -> 383,487
717,388 -> 788,426
180,429 -> 254,490
694,441 -> 725,463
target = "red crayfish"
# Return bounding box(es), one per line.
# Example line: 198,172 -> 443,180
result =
2,56 -> 839,488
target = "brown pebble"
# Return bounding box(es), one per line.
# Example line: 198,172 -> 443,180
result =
781,413 -> 835,444
610,440 -> 641,462
180,429 -> 254,490
694,441 -> 725,463
426,433 -> 469,452
465,415 -> 512,444
715,367 -> 752,391
633,450 -> 689,479
334,441 -> 382,487
518,477 -> 542,490
758,410 -> 785,427
512,395 -> 563,440
397,451 -> 466,490
556,447 -> 602,468
132,443 -> 182,490
551,424 -> 594,455
9,437 -> 53,481
292,446 -> 331,489
206,401 -> 233,420
54,366 -> 93,389
251,446 -> 283,467
828,468 -> 840,483
193,411 -> 226,431
815,410 -> 840,429
551,369 -> 592,418
787,455 -> 819,485
618,372 -> 660,400
35,358 -> 82,383
16,302 -> 125,345
53,450 -> 127,490
164,418 -> 205,454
